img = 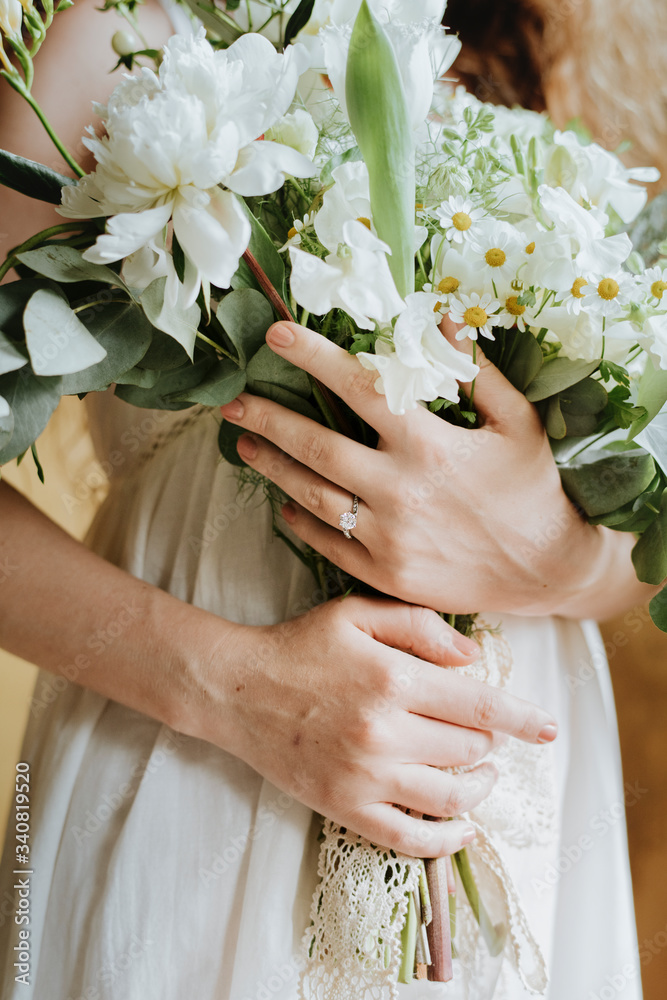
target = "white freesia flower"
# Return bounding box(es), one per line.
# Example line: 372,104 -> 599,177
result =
448,291 -> 500,341
265,108 -> 319,160
0,0 -> 22,37
544,130 -> 660,224
289,219 -> 404,329
358,291 -> 479,415
59,30 -> 315,306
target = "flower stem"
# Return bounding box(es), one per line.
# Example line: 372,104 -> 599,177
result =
0,222 -> 89,281
1,72 -> 83,176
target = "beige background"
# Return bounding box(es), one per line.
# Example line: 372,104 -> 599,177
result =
1,404 -> 666,996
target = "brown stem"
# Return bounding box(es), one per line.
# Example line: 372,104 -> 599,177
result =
241,248 -> 356,439
425,856 -> 454,982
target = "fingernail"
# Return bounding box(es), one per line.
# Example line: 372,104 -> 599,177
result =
282,502 -> 296,524
537,723 -> 558,744
237,434 -> 257,460
267,324 -> 295,349
461,825 -> 477,846
220,398 -> 244,420
452,632 -> 479,656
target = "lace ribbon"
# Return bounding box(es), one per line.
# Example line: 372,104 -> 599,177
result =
299,628 -> 552,999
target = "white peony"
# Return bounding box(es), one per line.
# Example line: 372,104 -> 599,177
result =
59,30 -> 316,306
358,291 -> 479,414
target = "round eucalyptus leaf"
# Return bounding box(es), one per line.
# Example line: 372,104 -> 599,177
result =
25,289 -> 107,377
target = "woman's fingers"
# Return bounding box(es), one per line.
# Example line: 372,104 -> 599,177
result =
390,762 -> 498,817
349,598 -> 481,664
220,390 -> 377,495
264,321 -> 437,440
399,714 -> 502,768
350,803 -> 476,858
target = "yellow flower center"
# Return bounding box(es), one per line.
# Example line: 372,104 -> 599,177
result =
571,277 -> 588,299
505,296 -> 526,317
452,211 -> 472,231
597,278 -> 620,301
651,279 -> 667,300
437,276 -> 460,294
356,216 -> 372,229
287,226 -> 298,240
415,202 -> 424,211
485,247 -> 506,268
463,306 -> 488,328
433,301 -> 445,313
525,241 -> 536,255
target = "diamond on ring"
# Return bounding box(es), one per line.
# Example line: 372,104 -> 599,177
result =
339,495 -> 359,539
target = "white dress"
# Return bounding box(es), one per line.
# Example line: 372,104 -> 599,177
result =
0,394 -> 642,1000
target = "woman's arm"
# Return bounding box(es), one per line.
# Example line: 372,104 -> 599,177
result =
220,320 -> 662,621
0,480 -> 558,856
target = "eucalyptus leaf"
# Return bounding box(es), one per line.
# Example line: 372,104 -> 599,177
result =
560,449 -> 656,517
140,277 -> 200,359
218,420 -> 246,468
246,344 -> 311,397
545,396 -> 566,439
217,288 -> 274,365
0,279 -> 54,339
0,148 -> 74,204
170,360 -> 246,406
17,246 -> 127,289
629,359 -> 667,439
115,357 -> 215,410
0,394 -> 13,449
137,330 -> 191,372
0,369 -> 61,464
231,199 -> 288,304
114,366 -> 161,388
500,329 -> 543,392
559,378 -> 608,416
525,357 -> 600,402
0,332 -> 27,375
649,584 -> 667,632
24,289 -> 107,377
60,302 -> 154,394
631,493 -> 667,584
248,381 -> 321,421
562,412 -> 599,438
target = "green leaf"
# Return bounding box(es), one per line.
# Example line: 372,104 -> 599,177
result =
558,378 -> 608,416
136,330 -> 191,372
284,0 -> 315,47
525,357 -> 600,401
60,302 -> 154,394
170,360 -> 246,406
218,420 -> 246,467
246,344 -> 311,397
217,288 -> 274,365
560,450 -> 656,517
0,394 -> 13,450
231,199 -> 288,304
0,369 -> 61,464
114,357 -> 215,410
320,146 -> 363,188
628,358 -> 667,439
24,289 -> 107,376
632,493 -> 667,584
649,584 -> 667,632
248,382 -> 321,421
545,396 -> 566,439
17,246 -> 127,289
346,1 -> 415,298
140,278 -> 200,359
500,329 -> 543,392
114,366 -> 161,388
0,279 -> 54,339
0,332 -> 27,375
0,148 -> 74,204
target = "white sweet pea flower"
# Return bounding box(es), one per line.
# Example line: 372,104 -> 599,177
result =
358,291 -> 479,415
59,30 -> 315,306
265,108 -> 319,160
289,219 -> 404,329
539,306 -> 636,363
544,130 -> 660,224
448,291 -> 500,341
641,314 -> 667,370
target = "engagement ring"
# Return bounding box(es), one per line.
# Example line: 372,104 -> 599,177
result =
338,495 -> 359,539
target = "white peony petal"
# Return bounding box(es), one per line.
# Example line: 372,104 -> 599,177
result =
173,188 -> 250,291
226,140 -> 316,197
83,202 -> 173,265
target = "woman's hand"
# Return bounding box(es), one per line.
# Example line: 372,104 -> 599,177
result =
220,319 -> 645,619
200,596 -> 558,857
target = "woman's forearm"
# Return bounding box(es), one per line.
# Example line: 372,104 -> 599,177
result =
0,480 -> 237,738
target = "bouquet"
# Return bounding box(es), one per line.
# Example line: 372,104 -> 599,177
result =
1,0 -> 666,995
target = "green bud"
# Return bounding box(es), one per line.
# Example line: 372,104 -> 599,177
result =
345,0 -> 415,299
112,28 -> 140,56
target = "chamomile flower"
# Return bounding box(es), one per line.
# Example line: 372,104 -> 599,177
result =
637,265 -> 667,305
561,276 -> 591,315
436,196 -> 486,244
494,293 -> 539,332
448,291 -> 500,341
468,221 -> 525,291
279,212 -> 316,252
581,270 -> 636,319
